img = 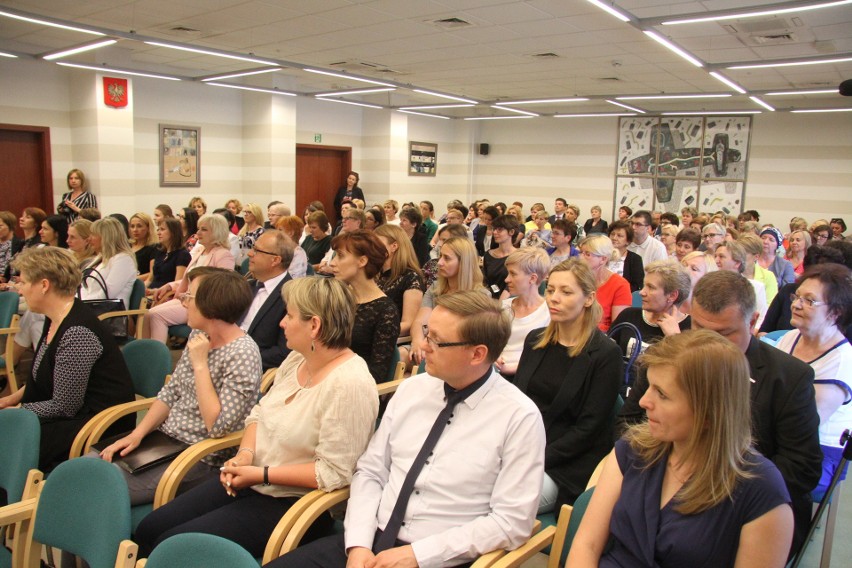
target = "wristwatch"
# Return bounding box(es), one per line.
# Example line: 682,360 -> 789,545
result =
263,465 -> 270,486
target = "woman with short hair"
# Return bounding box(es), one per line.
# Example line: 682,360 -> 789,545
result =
146,214 -> 235,343
275,216 -> 308,279
513,258 -> 623,511
19,207 -> 46,250
607,220 -> 644,292
189,196 -> 207,218
99,269 -> 262,505
329,231 -> 400,383
302,211 -> 332,268
0,247 -> 134,471
584,205 -> 608,236
569,331 -> 793,567
482,214 -> 521,299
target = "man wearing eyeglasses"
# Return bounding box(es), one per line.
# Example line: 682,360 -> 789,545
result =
239,231 -> 294,370
270,291 -> 545,568
617,271 -> 820,558
627,210 -> 668,265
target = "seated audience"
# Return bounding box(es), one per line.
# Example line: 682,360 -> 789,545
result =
81,217 -> 137,308
715,241 -> 768,330
129,212 -> 158,281
330,232 -> 400,383
495,248 -> 551,378
830,218 -> 846,241
674,227 -> 701,262
98,268 -> 261,504
237,203 -> 265,265
579,235 -> 631,332
398,206 -> 430,267
474,205 -> 499,257
148,217 -> 191,290
374,224 -> 426,337
548,219 -> 580,266
617,270 -> 821,554
628,211 -> 668,265
152,204 -> 173,226
584,205 -> 608,235
571,331 -> 794,567
700,222 -> 726,253
275,215 -> 308,279
66,219 -> 97,269
482,214 -> 520,299
145,214 -> 235,342
383,199 -> 400,225
136,276 -> 377,559
759,227 -> 796,288
19,207 -> 46,251
38,215 -> 68,248
0,211 -> 20,281
363,206 -> 385,231
189,196 -> 207,218
607,220 -> 644,292
523,209 -> 552,248
302,211 -> 332,268
177,207 -> 199,252
422,223 -> 467,289
268,290 -> 544,568
739,233 -> 779,305
225,199 -> 244,233
786,229 -> 811,276
513,258 -> 622,510
775,264 -> 852,496
659,224 -> 678,257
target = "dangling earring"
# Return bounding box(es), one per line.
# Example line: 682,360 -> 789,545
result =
311,340 -> 316,352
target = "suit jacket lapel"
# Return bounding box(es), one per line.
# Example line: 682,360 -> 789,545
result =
247,273 -> 291,335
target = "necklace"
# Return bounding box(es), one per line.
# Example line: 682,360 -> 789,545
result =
300,350 -> 347,389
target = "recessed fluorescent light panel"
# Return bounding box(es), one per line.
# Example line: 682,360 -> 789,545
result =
496,98 -> 589,105
315,98 -> 383,109
201,68 -> 280,82
585,0 -> 631,22
491,105 -> 539,117
413,89 -> 478,104
56,62 -> 181,81
643,31 -> 703,67
206,82 -> 296,96
606,100 -> 645,113
662,0 -> 852,25
0,51 -> 18,58
791,107 -> 852,113
43,39 -> 117,61
728,57 -> 852,70
145,41 -> 277,66
303,68 -> 395,87
397,110 -> 451,120
0,9 -> 104,36
315,88 -> 395,97
555,113 -> 636,118
616,94 -> 731,100
398,104 -> 475,110
749,96 -> 775,111
662,111 -> 761,115
463,116 -> 532,121
709,72 -> 747,94
765,89 -> 838,96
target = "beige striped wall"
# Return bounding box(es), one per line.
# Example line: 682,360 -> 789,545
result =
1,56 -> 849,230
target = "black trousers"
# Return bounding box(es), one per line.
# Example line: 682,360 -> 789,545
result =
135,477 -> 333,559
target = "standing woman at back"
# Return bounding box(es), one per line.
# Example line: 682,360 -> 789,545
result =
333,171 -> 365,214
57,168 -> 98,224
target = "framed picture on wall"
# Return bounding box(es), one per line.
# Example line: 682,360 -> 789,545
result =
159,124 -> 200,187
409,141 -> 437,176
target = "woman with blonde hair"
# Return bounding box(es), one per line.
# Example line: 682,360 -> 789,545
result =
660,224 -> 679,257
275,216 -> 308,278
374,224 -> 425,336
495,247 -> 551,377
129,212 -> 158,281
383,199 -> 400,225
225,199 -> 244,234
785,230 -> 812,276
82,217 -> 137,308
513,258 -> 623,511
568,331 -> 793,567
579,235 -> 631,332
146,214 -> 235,343
408,236 -> 487,364
679,251 -> 717,313
237,203 -> 265,264
66,219 -> 97,269
188,196 -> 207,218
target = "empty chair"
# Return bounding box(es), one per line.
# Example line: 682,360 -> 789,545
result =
139,533 -> 257,568
121,339 -> 172,398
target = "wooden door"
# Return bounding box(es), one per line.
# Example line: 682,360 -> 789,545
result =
0,125 -> 53,237
295,145 -> 351,227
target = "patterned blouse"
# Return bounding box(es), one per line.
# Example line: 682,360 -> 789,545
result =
157,331 -> 262,465
58,190 -> 98,224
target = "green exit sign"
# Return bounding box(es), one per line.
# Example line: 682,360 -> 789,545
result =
314,133 -> 322,143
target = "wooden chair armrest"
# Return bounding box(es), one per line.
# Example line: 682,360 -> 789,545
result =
0,498 -> 37,526
395,335 -> 412,345
277,487 -> 350,557
470,548 -> 507,567
115,539 -> 139,568
135,559 -> 147,568
488,525 -> 557,568
377,376 -> 405,396
261,368 -> 277,395
261,490 -> 325,563
70,399 -> 155,458
152,431 -> 244,509
98,309 -> 148,320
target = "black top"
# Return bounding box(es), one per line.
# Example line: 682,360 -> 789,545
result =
584,218 -> 609,235
482,252 -> 509,299
151,247 -> 192,289
377,268 -> 425,317
302,235 -> 332,265
134,244 -> 158,277
621,250 -> 644,292
22,299 -> 135,470
350,296 -> 400,383
474,226 -> 498,257
410,230 -> 431,267
333,185 -> 365,214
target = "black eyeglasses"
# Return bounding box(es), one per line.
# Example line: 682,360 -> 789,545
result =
251,246 -> 279,257
422,325 -> 473,349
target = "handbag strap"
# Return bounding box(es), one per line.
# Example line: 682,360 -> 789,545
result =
78,265 -> 111,299
607,322 -> 643,385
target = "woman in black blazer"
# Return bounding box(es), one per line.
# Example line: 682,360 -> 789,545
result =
333,171 -> 365,214
513,259 -> 623,510
608,220 -> 644,292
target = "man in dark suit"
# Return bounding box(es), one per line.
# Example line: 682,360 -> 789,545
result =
616,270 -> 821,557
548,197 -> 568,225
239,230 -> 294,371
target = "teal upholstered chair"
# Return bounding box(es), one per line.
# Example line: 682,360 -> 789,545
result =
141,533 -> 257,568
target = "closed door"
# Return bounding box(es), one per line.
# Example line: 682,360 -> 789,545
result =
295,145 -> 351,227
0,125 -> 53,237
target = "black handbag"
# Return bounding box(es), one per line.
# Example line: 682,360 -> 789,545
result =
78,267 -> 128,341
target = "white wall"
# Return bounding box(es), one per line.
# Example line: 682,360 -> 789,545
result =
1,56 -> 850,231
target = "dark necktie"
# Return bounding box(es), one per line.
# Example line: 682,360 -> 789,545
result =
374,371 -> 491,552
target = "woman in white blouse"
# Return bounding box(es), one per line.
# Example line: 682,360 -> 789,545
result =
134,276 -> 379,559
81,217 -> 137,307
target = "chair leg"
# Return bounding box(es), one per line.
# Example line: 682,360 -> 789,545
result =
820,483 -> 842,568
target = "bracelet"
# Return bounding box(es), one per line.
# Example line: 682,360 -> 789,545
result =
263,465 -> 270,486
236,447 -> 255,459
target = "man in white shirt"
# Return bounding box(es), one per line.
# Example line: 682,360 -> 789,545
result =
269,291 -> 545,568
239,230 -> 293,370
627,210 -> 668,265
